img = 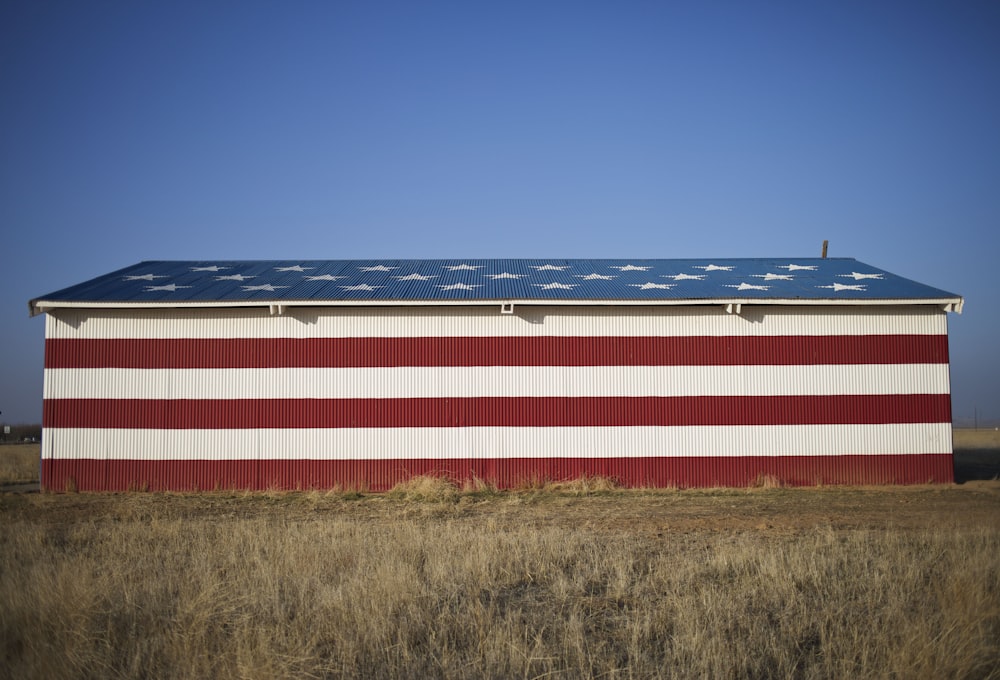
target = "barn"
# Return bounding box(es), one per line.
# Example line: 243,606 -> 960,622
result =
30,258 -> 963,492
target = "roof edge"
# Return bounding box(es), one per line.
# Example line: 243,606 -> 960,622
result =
30,295 -> 965,316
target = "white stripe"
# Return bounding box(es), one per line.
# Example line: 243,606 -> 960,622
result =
43,364 -> 951,399
42,423 -> 953,460
46,305 -> 946,339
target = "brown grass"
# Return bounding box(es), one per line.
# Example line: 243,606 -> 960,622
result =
0,444 -> 40,485
544,474 -> 621,495
387,473 -> 461,501
388,473 -> 624,500
2,486 -> 999,679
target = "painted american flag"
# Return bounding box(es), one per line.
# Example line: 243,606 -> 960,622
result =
35,259 -> 960,490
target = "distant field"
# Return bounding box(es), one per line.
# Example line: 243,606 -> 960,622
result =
954,427 -> 1000,450
0,444 -> 39,485
954,428 -> 1000,482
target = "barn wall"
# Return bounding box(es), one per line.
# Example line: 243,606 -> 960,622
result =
41,304 -> 954,491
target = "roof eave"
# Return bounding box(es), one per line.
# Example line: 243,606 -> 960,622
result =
30,295 -> 966,316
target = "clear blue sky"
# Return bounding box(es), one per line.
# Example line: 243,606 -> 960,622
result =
2,1 -> 998,426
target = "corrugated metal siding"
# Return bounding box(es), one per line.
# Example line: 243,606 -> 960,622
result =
44,395 -> 953,428
43,365 -> 952,399
41,423 -> 954,460
41,455 -> 955,492
45,304 -> 948,339
43,334 -> 951,368
41,304 -> 955,491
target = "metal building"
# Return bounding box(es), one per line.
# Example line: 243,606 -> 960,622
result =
29,258 -> 963,491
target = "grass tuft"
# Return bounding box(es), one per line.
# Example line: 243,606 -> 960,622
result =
386,474 -> 460,502
753,473 -> 784,489
544,474 -> 621,495
460,475 -> 499,496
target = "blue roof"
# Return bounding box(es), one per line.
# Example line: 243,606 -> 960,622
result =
30,258 -> 963,314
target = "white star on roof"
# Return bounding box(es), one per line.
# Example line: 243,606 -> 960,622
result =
777,264 -> 817,271
341,284 -> 382,291
629,282 -> 673,290
752,273 -> 793,281
693,264 -> 734,272
215,274 -> 255,281
818,283 -> 866,292
444,264 -> 482,271
534,283 -> 577,290
191,266 -> 229,272
438,283 -> 481,291
275,265 -> 314,272
359,265 -> 398,272
575,273 -> 615,280
242,284 -> 289,292
612,265 -> 651,272
145,284 -> 191,292
395,273 -> 437,281
531,264 -> 569,271
839,272 -> 883,280
664,273 -> 705,281
725,282 -> 769,291
304,274 -> 345,281
124,274 -> 168,281
486,272 -> 525,280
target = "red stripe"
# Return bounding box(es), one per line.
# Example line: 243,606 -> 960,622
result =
44,335 -> 950,368
41,454 -> 955,491
43,394 -> 951,428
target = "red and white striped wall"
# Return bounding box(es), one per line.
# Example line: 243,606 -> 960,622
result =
40,304 -> 954,491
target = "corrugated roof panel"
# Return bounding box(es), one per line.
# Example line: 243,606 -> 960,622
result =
30,257 -> 962,313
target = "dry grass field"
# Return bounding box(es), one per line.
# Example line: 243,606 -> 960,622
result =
2,479 -> 999,679
954,427 -> 1000,449
2,434 -> 999,678
0,444 -> 40,486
